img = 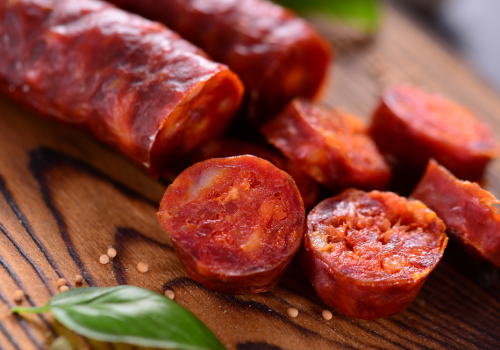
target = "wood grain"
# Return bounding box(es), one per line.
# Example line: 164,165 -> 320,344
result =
1,2 -> 500,349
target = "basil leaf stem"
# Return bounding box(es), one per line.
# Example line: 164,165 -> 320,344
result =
12,286 -> 226,350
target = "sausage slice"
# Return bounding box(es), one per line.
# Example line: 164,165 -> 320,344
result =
369,84 -> 498,180
158,155 -> 305,294
412,160 -> 500,267
261,98 -> 391,192
299,189 -> 447,320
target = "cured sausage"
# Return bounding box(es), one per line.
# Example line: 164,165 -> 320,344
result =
299,189 -> 447,320
0,0 -> 244,177
107,0 -> 332,122
158,155 -> 305,294
192,139 -> 320,210
412,160 -> 500,267
369,84 -> 498,181
260,98 -> 391,192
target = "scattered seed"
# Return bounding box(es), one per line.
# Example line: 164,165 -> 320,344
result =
107,248 -> 117,258
99,254 -> 109,265
59,285 -> 69,293
287,307 -> 298,318
13,290 -> 24,303
322,310 -> 333,320
74,275 -> 84,284
165,290 -> 175,300
137,262 -> 149,273
57,278 -> 67,287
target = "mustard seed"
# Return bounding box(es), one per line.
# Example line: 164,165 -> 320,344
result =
107,248 -> 117,258
137,262 -> 149,273
57,278 -> 67,287
13,290 -> 24,303
322,310 -> 333,320
75,275 -> 84,284
99,254 -> 109,265
59,285 -> 69,293
165,290 -> 175,300
287,307 -> 298,318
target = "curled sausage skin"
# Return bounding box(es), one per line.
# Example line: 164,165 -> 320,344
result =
261,98 -> 391,192
192,139 -> 320,211
369,85 -> 498,181
299,189 -> 447,320
0,0 -> 244,177
158,156 -> 305,294
412,160 -> 500,267
107,0 -> 332,122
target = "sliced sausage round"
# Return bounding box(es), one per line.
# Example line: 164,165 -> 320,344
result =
260,98 -> 391,192
299,189 -> 448,320
369,84 -> 498,181
412,160 -> 500,267
158,155 -> 305,294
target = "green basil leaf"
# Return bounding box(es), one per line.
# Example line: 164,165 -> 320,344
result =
274,0 -> 381,34
13,286 -> 226,350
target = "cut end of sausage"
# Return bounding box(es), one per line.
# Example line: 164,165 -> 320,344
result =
261,98 -> 391,192
412,159 -> 500,267
369,84 -> 499,181
300,189 -> 447,320
158,155 -> 305,294
150,69 -> 244,177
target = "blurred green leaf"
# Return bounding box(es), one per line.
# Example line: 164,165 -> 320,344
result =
275,0 -> 381,34
13,286 -> 226,350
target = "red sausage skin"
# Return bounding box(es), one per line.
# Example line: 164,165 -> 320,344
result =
299,189 -> 447,320
107,0 -> 332,122
412,160 -> 500,267
158,156 -> 305,294
0,0 -> 244,177
261,98 -> 391,192
369,85 -> 498,181
193,139 -> 320,211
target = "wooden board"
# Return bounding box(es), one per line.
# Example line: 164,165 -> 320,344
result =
1,2 -> 500,349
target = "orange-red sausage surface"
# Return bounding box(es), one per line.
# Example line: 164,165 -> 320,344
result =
369,84 -> 498,181
193,139 -> 320,210
412,160 -> 500,267
107,0 -> 331,122
0,0 -> 244,177
158,156 -> 305,294
299,189 -> 447,320
261,98 -> 391,192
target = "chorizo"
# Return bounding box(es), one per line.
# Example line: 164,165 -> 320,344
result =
260,98 -> 391,192
299,189 -> 447,320
192,139 -> 321,210
106,0 -> 332,122
157,155 -> 305,294
0,0 -> 244,177
412,160 -> 500,267
369,84 -> 498,181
